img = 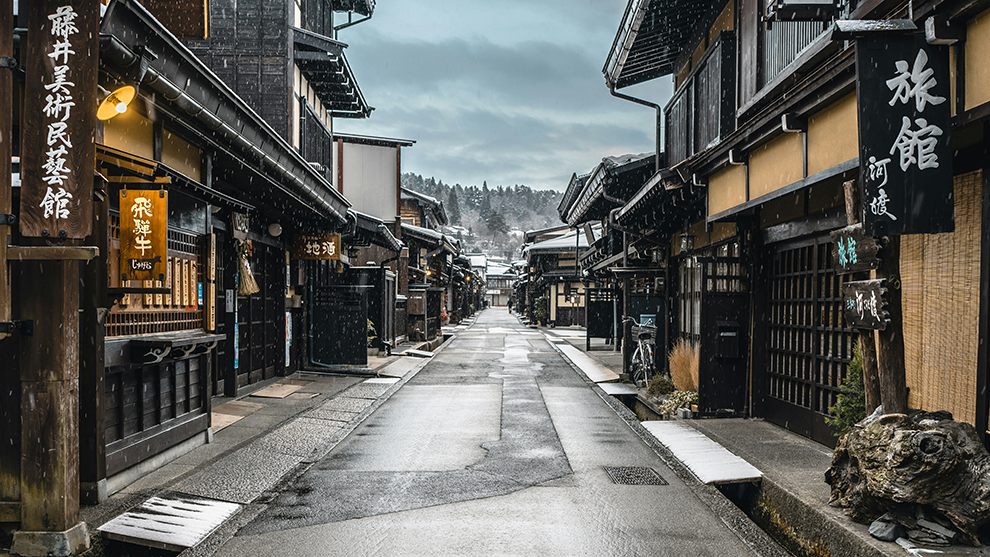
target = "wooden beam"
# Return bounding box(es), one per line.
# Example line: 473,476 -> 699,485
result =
0,0 -> 11,342
0,501 -> 19,522
7,246 -> 99,261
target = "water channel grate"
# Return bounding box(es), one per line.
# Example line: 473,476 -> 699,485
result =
603,466 -> 668,486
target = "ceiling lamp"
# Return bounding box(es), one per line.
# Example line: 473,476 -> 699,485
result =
97,85 -> 136,121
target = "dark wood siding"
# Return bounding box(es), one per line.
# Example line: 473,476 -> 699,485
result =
737,0 -> 759,107
186,0 -> 290,141
104,355 -> 208,475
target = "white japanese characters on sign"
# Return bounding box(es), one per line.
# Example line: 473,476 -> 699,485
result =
862,45 -> 947,226
131,196 -> 154,256
39,5 -> 79,222
304,239 -> 336,258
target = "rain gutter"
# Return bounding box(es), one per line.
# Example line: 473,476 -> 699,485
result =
100,0 -> 351,225
608,83 -> 662,174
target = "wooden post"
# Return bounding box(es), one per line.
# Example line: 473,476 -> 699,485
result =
10,0 -> 96,552
0,0 -> 19,527
0,0 -> 10,342
621,231 -> 632,377
877,235 -> 908,414
843,180 -> 881,413
13,258 -> 90,554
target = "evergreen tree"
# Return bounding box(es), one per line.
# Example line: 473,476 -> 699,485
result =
479,192 -> 492,219
447,189 -> 462,225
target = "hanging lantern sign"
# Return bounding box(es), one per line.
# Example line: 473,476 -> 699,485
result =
857,33 -> 953,235
120,189 -> 168,282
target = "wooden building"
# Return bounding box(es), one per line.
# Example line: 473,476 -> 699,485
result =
602,0 -> 990,446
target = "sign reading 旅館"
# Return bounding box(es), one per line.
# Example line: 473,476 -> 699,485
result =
830,223 -> 881,275
856,33 -> 953,236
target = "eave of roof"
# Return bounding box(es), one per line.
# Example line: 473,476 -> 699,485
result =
334,132 -> 415,147
565,153 -> 655,226
102,0 -> 351,225
349,210 -> 402,251
603,0 -> 719,89
293,27 -> 372,119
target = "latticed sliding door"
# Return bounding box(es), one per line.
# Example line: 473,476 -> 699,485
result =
762,235 -> 854,445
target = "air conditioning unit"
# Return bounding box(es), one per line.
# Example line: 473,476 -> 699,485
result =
766,0 -> 837,22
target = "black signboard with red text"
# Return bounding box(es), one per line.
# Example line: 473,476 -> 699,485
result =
856,33 -> 953,236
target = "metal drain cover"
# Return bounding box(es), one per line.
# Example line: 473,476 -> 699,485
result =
604,466 -> 668,485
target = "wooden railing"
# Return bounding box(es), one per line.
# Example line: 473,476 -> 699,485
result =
665,32 -> 736,168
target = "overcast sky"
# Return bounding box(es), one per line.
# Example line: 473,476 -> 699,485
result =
334,0 -> 673,192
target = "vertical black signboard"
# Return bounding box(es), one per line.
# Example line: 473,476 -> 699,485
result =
856,34 -> 953,236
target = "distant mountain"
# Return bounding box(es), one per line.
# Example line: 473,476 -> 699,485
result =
402,173 -> 564,259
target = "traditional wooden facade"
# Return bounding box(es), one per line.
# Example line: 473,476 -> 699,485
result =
604,0 -> 990,446
0,2 -> 404,538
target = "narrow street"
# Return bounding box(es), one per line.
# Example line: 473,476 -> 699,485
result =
209,309 -> 763,556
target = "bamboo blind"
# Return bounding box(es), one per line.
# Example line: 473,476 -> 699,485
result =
901,170 -> 982,425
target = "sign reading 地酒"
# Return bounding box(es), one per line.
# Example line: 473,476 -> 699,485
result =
19,0 -> 97,239
292,233 -> 341,261
119,190 -> 168,281
856,34 -> 953,236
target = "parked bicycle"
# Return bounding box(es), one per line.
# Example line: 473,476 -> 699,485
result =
623,316 -> 656,387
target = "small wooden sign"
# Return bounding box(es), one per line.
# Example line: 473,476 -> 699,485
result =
120,190 -> 168,281
206,282 -> 216,331
842,279 -> 889,330
292,233 -> 341,260
830,223 -> 881,274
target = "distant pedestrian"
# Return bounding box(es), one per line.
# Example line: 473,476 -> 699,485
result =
507,299 -> 513,312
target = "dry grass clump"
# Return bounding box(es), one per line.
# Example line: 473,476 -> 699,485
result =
668,339 -> 699,391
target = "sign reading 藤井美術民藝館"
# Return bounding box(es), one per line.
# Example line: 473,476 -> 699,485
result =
856,33 -> 953,236
19,0 -> 97,239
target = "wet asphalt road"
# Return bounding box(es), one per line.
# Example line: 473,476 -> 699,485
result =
211,309 -> 761,556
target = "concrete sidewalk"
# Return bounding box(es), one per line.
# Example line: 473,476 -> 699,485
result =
71,335 -> 442,557
541,318 -> 989,557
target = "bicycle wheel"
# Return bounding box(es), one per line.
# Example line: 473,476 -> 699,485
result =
631,346 -> 645,385
643,344 -> 655,383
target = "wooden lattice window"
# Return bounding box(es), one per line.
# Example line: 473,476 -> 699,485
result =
107,210 -> 206,337
766,237 -> 854,416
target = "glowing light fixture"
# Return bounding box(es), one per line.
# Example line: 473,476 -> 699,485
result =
97,85 -> 136,121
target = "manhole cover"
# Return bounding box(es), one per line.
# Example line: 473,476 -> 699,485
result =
604,466 -> 668,485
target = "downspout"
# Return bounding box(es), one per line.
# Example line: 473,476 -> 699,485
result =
608,83 -> 662,173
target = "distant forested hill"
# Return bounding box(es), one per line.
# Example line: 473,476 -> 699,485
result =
401,173 -> 564,258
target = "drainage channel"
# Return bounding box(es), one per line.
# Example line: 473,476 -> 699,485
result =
613,392 -> 824,557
